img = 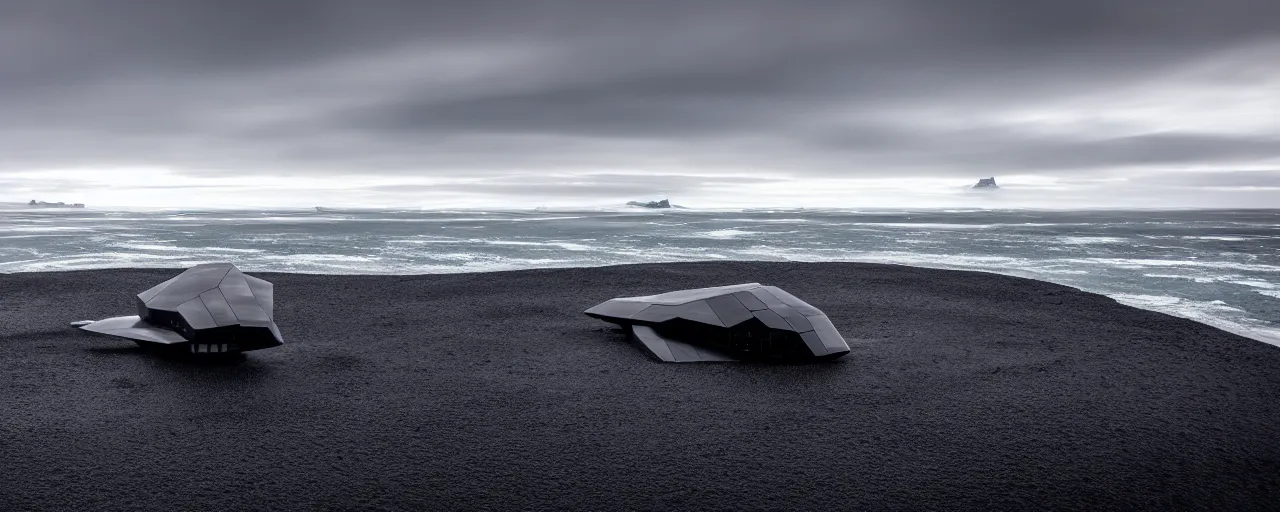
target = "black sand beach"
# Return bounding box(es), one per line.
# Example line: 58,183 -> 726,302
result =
2,262 -> 1279,510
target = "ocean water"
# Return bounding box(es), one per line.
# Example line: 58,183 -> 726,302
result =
2,206 -> 1278,346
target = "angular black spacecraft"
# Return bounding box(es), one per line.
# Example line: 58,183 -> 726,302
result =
585,283 -> 850,362
76,263 -> 283,355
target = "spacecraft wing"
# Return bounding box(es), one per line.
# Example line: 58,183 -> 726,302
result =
78,315 -> 189,344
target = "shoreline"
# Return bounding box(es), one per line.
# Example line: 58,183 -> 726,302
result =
5,260 -> 1278,348
3,261 -> 1279,510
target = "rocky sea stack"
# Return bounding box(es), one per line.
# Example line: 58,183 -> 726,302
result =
626,199 -> 672,208
972,177 -> 999,189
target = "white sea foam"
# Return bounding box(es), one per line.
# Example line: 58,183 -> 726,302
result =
1112,294 -> 1241,311
385,237 -> 464,244
366,217 -> 492,223
839,222 -> 997,229
1059,236 -> 1127,245
605,246 -> 739,263
482,240 -> 598,251
1229,280 -> 1277,289
719,218 -> 813,224
510,216 -> 586,222
484,240 -> 547,246
259,254 -> 382,263
1,226 -> 95,233
0,252 -> 191,272
0,234 -> 84,239
1257,290 -> 1280,299
201,247 -> 265,254
107,243 -> 268,255
1183,236 -> 1252,241
1069,258 -> 1280,273
113,243 -> 185,252
721,248 -> 1077,277
700,229 -> 755,239
552,242 -> 595,251
419,252 -> 480,262
1143,273 -> 1217,283
1111,293 -> 1280,347
1142,274 -> 1279,289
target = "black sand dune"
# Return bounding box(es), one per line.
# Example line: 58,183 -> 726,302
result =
2,262 -> 1278,510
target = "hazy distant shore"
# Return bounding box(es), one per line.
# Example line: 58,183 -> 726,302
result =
2,262 -> 1279,510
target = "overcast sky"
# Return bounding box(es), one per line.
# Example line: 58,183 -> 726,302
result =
1,0 -> 1277,208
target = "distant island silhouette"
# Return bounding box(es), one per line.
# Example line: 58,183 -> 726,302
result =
972,177 -> 999,189
28,200 -> 84,208
626,199 -> 672,208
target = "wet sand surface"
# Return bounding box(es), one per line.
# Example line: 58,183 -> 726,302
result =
2,262 -> 1278,510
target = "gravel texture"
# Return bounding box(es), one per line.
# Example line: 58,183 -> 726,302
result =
2,262 -> 1278,510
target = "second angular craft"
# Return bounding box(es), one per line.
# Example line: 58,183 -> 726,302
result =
585,283 -> 850,362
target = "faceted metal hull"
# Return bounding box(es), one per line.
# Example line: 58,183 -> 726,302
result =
77,263 -> 283,354
586,283 -> 850,362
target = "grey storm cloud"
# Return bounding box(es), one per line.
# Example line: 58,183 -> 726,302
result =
1,0 -> 1278,185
